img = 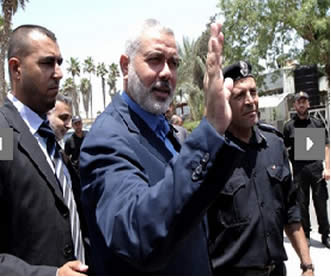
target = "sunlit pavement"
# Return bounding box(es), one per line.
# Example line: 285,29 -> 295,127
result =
284,182 -> 330,276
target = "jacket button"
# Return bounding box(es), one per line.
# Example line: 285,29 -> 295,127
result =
201,153 -> 210,166
192,165 -> 203,181
63,244 -> 73,257
62,211 -> 69,218
195,164 -> 203,175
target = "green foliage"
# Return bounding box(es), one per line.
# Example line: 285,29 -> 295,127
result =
83,56 -> 95,75
66,57 -> 81,115
96,62 -> 108,109
183,120 -> 200,132
67,57 -> 81,79
83,56 -> 95,118
217,0 -> 330,78
60,77 -> 75,96
80,78 -> 91,118
193,15 -> 217,90
176,37 -> 205,121
107,62 -> 120,97
0,1 -> 29,105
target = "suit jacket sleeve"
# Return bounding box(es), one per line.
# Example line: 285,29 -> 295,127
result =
80,115 -> 239,271
0,254 -> 57,276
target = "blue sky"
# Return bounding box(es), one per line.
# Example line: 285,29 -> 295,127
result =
11,0 -> 220,116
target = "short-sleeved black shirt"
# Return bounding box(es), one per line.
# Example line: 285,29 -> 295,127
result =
64,131 -> 87,167
283,114 -> 329,165
208,125 -> 300,269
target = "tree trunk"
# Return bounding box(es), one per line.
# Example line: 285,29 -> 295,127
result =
89,76 -> 93,119
73,89 -> 79,116
0,46 -> 7,106
0,1 -> 13,106
102,78 -> 105,110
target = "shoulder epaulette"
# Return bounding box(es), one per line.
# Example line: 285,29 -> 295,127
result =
257,122 -> 284,139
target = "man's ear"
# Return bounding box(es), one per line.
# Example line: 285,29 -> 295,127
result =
8,57 -> 21,80
120,54 -> 129,81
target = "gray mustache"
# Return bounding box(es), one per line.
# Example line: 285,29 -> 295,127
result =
152,81 -> 172,92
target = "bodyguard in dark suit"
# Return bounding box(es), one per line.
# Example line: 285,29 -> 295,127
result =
0,25 -> 88,275
80,19 -> 237,275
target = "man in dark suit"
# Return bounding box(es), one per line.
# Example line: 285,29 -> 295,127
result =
80,19 -> 237,275
0,25 -> 88,275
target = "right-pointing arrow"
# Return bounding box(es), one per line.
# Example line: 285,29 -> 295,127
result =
306,136 -> 314,151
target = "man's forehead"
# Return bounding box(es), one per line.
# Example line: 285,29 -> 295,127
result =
55,100 -> 71,111
139,30 -> 177,53
28,31 -> 61,56
233,77 -> 256,89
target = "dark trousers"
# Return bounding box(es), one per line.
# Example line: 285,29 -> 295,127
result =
294,162 -> 330,237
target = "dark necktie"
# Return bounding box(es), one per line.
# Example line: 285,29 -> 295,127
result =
38,120 -> 85,263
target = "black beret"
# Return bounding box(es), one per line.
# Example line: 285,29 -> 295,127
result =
223,61 -> 254,82
294,91 -> 309,101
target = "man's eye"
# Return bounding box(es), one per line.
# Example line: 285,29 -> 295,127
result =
59,115 -> 69,121
42,61 -> 53,65
148,56 -> 162,63
169,59 -> 180,68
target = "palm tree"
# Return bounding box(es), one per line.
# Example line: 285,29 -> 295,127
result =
80,78 -> 91,119
66,57 -> 80,115
83,56 -> 95,118
176,37 -> 204,121
60,77 -> 75,97
96,62 -> 108,109
107,63 -> 120,100
0,0 -> 29,105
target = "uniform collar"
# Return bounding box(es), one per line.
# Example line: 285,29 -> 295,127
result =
252,125 -> 267,145
226,125 -> 267,148
294,113 -> 311,122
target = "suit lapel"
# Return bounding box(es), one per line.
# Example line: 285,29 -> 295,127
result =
2,99 -> 64,201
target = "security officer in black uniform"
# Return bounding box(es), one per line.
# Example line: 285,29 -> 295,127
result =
208,61 -> 313,276
283,91 -> 330,249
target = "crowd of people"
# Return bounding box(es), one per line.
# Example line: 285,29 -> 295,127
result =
0,18 -> 329,276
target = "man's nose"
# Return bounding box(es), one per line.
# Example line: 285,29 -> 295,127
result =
245,92 -> 254,104
159,61 -> 172,80
54,64 -> 63,80
65,120 -> 72,129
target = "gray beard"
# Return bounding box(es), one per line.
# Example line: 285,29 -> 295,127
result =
127,64 -> 173,115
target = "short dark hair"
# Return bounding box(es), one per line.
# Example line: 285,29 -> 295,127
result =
56,94 -> 72,106
7,24 -> 57,60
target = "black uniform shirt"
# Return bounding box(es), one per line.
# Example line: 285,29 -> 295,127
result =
283,114 -> 329,165
64,131 -> 87,167
208,125 -> 301,270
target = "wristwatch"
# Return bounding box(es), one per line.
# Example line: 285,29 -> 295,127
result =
300,263 -> 314,272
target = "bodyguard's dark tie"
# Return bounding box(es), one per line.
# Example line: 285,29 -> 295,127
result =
38,120 -> 85,263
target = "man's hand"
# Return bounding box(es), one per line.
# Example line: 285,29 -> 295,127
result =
57,261 -> 88,276
204,23 -> 233,135
323,168 -> 330,181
